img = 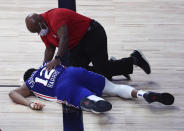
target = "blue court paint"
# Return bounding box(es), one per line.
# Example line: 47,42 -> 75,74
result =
57,1 -> 83,131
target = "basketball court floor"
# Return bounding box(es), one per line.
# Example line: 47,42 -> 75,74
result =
0,0 -> 184,130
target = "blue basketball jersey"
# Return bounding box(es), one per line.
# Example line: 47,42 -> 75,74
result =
25,63 -> 65,101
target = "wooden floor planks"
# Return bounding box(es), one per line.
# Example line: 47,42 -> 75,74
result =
0,0 -> 184,130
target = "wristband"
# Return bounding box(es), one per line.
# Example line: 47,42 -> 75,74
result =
29,102 -> 34,109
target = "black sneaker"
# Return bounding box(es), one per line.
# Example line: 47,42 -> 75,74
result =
130,49 -> 151,74
143,92 -> 175,105
80,98 -> 112,113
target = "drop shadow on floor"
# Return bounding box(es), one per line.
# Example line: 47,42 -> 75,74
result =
141,102 -> 180,114
112,75 -> 160,90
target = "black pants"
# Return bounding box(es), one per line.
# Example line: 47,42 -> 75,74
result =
69,20 -> 133,79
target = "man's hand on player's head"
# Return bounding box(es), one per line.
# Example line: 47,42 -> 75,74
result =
29,102 -> 46,110
46,59 -> 61,71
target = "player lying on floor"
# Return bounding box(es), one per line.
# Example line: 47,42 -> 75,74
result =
9,63 -> 174,113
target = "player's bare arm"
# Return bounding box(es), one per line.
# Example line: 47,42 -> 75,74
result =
46,25 -> 69,70
9,83 -> 45,110
43,45 -> 56,63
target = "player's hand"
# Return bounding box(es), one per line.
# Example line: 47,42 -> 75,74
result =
46,59 -> 60,71
29,102 -> 46,110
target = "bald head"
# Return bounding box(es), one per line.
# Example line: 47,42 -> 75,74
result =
25,13 -> 42,33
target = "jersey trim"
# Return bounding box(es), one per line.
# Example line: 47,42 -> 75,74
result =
32,91 -> 57,102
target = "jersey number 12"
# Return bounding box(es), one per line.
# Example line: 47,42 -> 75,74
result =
35,67 -> 55,86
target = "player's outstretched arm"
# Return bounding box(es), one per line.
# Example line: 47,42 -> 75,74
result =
9,83 -> 45,110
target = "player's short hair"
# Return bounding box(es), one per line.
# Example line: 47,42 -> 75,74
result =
23,68 -> 37,82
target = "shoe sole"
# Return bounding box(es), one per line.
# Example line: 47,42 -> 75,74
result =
146,92 -> 175,105
158,93 -> 175,105
135,49 -> 151,74
81,100 -> 112,113
93,101 -> 112,113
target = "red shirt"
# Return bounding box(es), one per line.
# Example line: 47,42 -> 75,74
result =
40,8 -> 92,49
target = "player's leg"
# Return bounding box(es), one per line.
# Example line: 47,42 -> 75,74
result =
57,85 -> 112,113
56,68 -> 112,113
103,78 -> 174,105
63,66 -> 106,97
65,67 -> 112,113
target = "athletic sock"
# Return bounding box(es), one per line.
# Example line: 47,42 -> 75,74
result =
87,95 -> 104,102
137,90 -> 146,99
